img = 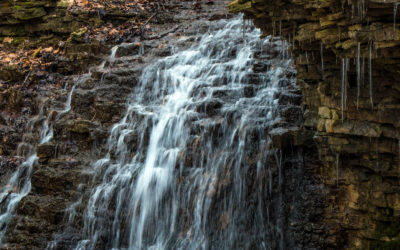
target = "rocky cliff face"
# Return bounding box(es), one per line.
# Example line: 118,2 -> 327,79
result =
230,0 -> 400,248
2,0 -> 400,248
0,1 -> 237,249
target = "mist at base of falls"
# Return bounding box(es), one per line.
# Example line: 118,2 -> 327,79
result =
47,17 -> 304,250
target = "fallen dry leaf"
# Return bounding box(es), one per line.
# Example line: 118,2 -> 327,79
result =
41,47 -> 54,53
3,37 -> 13,44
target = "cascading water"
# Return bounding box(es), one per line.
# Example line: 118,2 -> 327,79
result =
52,17 -> 297,250
0,85 -> 75,244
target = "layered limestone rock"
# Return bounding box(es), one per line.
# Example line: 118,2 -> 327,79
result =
0,0 -> 77,45
0,0 -> 148,46
230,0 -> 400,249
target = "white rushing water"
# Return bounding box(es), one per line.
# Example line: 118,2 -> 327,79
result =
0,85 -> 76,244
50,17 -> 296,250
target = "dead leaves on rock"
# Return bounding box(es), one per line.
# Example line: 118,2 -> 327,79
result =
68,0 -> 159,13
0,45 -> 62,70
3,37 -> 13,44
0,0 -> 166,86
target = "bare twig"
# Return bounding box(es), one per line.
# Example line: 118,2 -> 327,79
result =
22,70 -> 32,87
144,25 -> 180,40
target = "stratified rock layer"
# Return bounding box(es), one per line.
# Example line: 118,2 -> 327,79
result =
230,0 -> 400,248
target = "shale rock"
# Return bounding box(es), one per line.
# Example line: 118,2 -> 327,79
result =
231,0 -> 400,248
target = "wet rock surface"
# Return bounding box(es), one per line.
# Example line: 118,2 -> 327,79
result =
231,0 -> 400,248
0,0 -> 244,249
4,0 -> 397,249
0,0 -> 334,249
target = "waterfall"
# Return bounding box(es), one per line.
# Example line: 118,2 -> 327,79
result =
0,85 -> 76,244
50,17 -> 297,250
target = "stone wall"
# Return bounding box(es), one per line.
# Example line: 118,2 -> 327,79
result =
0,0 -> 80,46
230,0 -> 400,249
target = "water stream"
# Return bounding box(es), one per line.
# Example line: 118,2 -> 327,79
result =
0,85 -> 76,244
48,17 -> 297,250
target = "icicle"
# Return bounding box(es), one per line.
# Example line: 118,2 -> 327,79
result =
376,138 -> 379,168
138,43 -> 145,56
361,55 -> 365,87
356,42 -> 360,109
336,153 -> 340,187
341,58 -> 345,122
394,3 -> 400,39
362,0 -> 365,19
369,42 -> 373,109
398,139 -> 400,163
341,58 -> 349,121
396,139 -> 400,175
321,42 -> 324,79
345,58 -> 349,109
272,20 -> 276,37
357,0 -> 366,19
305,51 -> 309,72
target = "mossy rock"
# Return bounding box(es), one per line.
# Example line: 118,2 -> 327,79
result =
368,221 -> 400,249
13,1 -> 53,8
57,0 -> 73,8
0,65 -> 25,82
370,239 -> 400,250
89,17 -> 103,28
12,7 -> 46,21
68,27 -> 88,43
37,142 -> 56,164
373,221 -> 400,239
10,36 -> 25,46
228,0 -> 252,13
0,25 -> 26,36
